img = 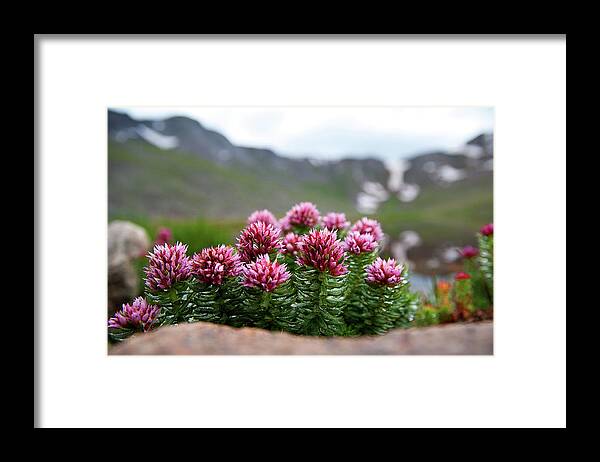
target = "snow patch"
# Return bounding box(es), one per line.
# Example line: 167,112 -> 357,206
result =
384,158 -> 410,191
136,124 -> 179,150
362,181 -> 389,201
383,158 -> 420,203
397,184 -> 420,202
356,181 -> 389,213
356,192 -> 380,214
462,144 -> 485,159
437,165 -> 467,183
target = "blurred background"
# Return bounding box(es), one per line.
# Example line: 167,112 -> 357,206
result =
107,107 -> 493,308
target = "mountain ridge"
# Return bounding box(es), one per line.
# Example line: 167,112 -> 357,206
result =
108,109 -> 492,220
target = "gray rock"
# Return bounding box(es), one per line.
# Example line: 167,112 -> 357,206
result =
107,220 -> 150,316
109,321 -> 493,355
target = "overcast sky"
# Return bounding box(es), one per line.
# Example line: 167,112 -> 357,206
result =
121,107 -> 494,161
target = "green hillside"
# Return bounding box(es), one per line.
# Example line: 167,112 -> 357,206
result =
108,139 -> 356,220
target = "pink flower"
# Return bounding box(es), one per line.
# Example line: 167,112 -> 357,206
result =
283,202 -> 321,230
278,216 -> 292,233
282,232 -> 303,257
242,254 -> 291,292
480,223 -> 494,236
343,231 -> 378,254
455,272 -> 471,281
144,242 -> 191,291
247,209 -> 280,229
460,245 -> 479,259
350,217 -> 383,242
108,297 -> 160,332
296,228 -> 348,276
366,257 -> 404,286
322,212 -> 350,232
236,221 -> 283,263
190,245 -> 242,285
155,227 -> 173,246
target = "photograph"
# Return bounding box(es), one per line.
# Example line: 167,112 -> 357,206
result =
35,34 -> 565,428
107,106 -> 494,355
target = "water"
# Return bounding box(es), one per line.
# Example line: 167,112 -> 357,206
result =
409,272 -> 436,296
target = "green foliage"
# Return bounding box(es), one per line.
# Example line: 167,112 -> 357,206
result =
292,266 -> 347,336
478,234 -> 494,301
411,226 -> 494,327
470,272 -> 491,309
354,267 -> 415,335
145,281 -> 195,327
241,281 -> 297,332
453,279 -> 473,311
462,256 -> 489,308
396,282 -> 421,328
107,326 -> 136,343
357,284 -> 405,335
414,306 -> 439,327
343,251 -> 378,328
187,277 -> 246,327
186,279 -> 221,323
437,305 -> 454,324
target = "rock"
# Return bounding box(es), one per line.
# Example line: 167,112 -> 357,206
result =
107,220 -> 150,316
109,321 -> 493,355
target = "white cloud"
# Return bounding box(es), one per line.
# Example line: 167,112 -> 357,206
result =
119,106 -> 493,160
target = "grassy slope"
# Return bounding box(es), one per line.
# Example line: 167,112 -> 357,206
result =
108,139 -> 356,220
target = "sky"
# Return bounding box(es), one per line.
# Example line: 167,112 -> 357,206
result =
121,107 -> 494,161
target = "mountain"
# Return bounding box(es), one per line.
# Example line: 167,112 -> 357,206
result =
108,110 -> 389,219
403,133 -> 493,187
107,109 -> 492,227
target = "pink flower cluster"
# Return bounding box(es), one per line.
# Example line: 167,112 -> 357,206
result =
108,297 -> 160,332
242,254 -> 291,292
155,227 -> 173,246
296,228 -> 348,276
366,257 -> 404,286
480,223 -> 494,236
350,217 -> 383,242
282,232 -> 303,257
343,231 -> 378,255
191,245 -> 242,285
460,245 -> 479,259
281,202 -> 320,231
236,221 -> 283,263
144,242 -> 191,291
321,212 -> 350,232
247,209 -> 280,229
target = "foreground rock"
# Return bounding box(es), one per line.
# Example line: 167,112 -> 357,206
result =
107,220 -> 150,316
109,321 -> 493,355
